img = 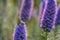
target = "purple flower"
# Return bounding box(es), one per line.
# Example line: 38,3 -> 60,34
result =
55,5 -> 60,25
39,0 -> 57,32
13,22 -> 27,40
20,0 -> 34,22
39,0 -> 45,27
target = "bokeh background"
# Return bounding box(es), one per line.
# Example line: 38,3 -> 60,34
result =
0,0 -> 60,40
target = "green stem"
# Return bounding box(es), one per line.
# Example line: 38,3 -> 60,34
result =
46,31 -> 47,40
54,25 -> 58,40
45,29 -> 48,40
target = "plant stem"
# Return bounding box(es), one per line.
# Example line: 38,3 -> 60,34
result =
45,29 -> 48,40
54,25 -> 58,40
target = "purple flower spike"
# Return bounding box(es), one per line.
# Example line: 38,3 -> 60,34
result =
39,0 -> 45,27
20,0 -> 34,22
13,22 -> 27,40
39,0 -> 57,32
55,5 -> 60,25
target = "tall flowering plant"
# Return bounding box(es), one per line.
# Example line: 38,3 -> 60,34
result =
39,0 -> 57,32
39,0 -> 57,40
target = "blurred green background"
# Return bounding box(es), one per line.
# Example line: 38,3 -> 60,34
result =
0,0 -> 60,40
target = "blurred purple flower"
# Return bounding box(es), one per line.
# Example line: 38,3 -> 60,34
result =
55,5 -> 60,25
20,0 -> 34,22
13,22 -> 27,40
39,0 -> 57,32
39,0 -> 45,27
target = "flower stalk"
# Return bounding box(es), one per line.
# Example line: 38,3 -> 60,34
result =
39,0 -> 57,40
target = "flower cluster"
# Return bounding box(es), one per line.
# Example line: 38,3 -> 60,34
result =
13,22 -> 26,40
39,0 -> 57,32
39,0 -> 45,28
20,0 -> 34,22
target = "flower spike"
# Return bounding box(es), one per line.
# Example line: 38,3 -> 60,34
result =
39,0 -> 57,32
55,5 -> 60,25
20,0 -> 34,22
39,0 -> 45,28
13,22 -> 27,40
